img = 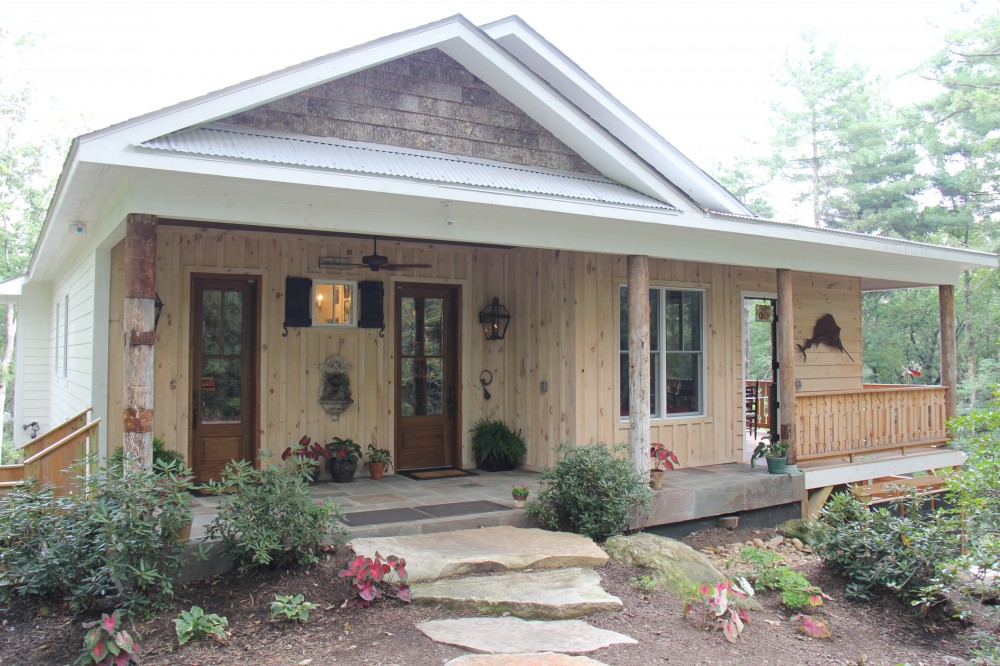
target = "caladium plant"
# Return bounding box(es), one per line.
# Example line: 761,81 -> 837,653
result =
78,609 -> 141,665
683,578 -> 754,643
650,443 -> 679,471
339,551 -> 410,608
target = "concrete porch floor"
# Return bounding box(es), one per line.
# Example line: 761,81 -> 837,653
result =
188,458 -> 805,541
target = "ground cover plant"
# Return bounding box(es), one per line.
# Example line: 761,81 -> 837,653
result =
174,606 -> 229,645
740,546 -> 827,608
527,443 -> 652,541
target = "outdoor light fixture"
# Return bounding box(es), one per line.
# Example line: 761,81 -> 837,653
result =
479,297 -> 510,341
154,293 -> 164,330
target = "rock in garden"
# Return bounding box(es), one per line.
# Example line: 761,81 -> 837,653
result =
778,518 -> 813,544
417,617 -> 636,654
604,533 -> 762,610
445,654 -> 609,665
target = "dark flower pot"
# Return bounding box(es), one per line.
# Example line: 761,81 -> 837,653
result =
476,455 -> 516,473
766,456 -> 787,474
328,458 -> 358,483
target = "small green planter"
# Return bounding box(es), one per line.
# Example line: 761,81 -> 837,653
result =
765,455 -> 787,474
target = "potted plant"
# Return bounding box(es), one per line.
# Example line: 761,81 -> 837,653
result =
281,435 -> 329,483
365,442 -> 392,480
649,442 -> 679,489
327,437 -> 362,483
750,434 -> 789,474
511,483 -> 529,508
471,418 -> 527,472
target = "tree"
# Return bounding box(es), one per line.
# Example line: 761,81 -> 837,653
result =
713,159 -> 777,218
919,12 -> 1000,405
766,31 -> 924,236
0,29 -> 62,457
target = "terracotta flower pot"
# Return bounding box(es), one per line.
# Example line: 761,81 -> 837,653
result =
368,462 -> 386,480
649,469 -> 665,490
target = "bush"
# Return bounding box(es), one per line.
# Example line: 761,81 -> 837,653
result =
0,458 -> 194,614
204,454 -> 346,573
108,436 -> 185,473
174,606 -> 228,645
812,491 -> 959,604
527,444 -> 651,541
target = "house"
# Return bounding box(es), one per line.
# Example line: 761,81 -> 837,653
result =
6,16 -> 996,517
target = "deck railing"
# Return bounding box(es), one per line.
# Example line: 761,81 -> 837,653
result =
796,386 -> 948,462
0,408 -> 99,495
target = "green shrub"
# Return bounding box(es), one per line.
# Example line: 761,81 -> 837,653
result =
204,454 -> 346,573
812,492 -> 959,604
270,593 -> 318,622
527,444 -> 651,541
0,458 -> 194,614
107,436 -> 185,473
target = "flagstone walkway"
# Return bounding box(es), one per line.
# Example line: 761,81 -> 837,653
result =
350,526 -> 636,663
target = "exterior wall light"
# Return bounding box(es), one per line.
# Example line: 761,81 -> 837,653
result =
479,297 -> 510,341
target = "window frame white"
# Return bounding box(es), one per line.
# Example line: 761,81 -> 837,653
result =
619,285 -> 707,420
311,280 -> 357,327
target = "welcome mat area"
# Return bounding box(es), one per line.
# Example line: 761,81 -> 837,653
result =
342,500 -> 509,527
398,467 -> 479,481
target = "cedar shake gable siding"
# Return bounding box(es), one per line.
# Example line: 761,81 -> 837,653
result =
218,49 -> 601,175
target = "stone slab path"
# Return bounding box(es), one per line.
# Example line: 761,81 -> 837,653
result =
417,617 -> 637,655
349,525 -> 608,582
410,567 -> 622,619
445,653 -> 608,665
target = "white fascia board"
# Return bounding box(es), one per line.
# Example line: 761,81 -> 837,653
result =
803,449 -> 966,490
483,17 -> 753,217
0,275 -> 25,303
437,37 -> 688,210
107,154 -> 993,286
78,18 -> 477,147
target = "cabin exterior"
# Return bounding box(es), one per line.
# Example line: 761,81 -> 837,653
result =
4,16 -> 995,518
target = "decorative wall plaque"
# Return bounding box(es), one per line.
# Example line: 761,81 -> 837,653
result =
319,354 -> 354,420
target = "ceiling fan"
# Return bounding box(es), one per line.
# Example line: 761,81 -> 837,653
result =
329,236 -> 432,272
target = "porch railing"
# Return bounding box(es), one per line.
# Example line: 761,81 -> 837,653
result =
796,386 -> 948,462
0,408 -> 99,496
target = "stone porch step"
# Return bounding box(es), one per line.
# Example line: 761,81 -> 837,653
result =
344,503 -> 533,540
349,526 -> 609,582
410,567 -> 622,619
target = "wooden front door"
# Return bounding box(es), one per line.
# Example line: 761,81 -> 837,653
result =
190,275 -> 259,483
395,283 -> 460,470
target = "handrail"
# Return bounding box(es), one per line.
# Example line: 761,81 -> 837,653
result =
20,407 -> 91,459
22,420 -> 101,466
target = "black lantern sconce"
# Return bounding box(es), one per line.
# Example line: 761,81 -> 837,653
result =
154,293 -> 164,331
479,297 -> 510,341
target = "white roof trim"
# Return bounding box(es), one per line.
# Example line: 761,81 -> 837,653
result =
483,16 -> 755,217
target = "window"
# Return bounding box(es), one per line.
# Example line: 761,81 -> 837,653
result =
55,294 -> 69,378
620,286 -> 704,418
312,281 -> 355,326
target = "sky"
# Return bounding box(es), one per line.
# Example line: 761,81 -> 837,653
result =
4,0 -> 991,218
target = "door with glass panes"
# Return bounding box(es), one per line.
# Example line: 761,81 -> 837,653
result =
190,276 -> 258,483
394,283 -> 459,470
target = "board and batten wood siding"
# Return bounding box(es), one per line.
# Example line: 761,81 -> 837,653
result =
105,227 -> 866,471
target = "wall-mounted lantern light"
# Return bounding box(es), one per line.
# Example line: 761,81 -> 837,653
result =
479,297 -> 510,341
154,293 -> 165,330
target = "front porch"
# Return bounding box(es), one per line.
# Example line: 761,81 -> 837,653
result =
188,463 -> 806,542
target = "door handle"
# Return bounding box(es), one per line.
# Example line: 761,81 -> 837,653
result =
192,389 -> 199,429
446,386 -> 456,420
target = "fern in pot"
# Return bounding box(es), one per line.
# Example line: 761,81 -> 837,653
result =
471,418 -> 526,472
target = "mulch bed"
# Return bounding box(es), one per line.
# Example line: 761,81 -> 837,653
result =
0,527 -> 977,665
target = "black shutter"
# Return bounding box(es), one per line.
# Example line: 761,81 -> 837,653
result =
283,276 -> 312,336
358,280 -> 385,336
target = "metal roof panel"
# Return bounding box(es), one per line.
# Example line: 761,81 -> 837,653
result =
139,126 -> 676,210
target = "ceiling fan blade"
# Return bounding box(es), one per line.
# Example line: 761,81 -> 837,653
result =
383,263 -> 433,271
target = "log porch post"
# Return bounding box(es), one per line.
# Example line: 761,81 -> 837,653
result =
627,255 -> 650,478
776,269 -> 797,469
123,214 -> 157,470
938,285 -> 958,426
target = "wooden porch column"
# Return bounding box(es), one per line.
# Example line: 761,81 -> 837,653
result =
776,269 -> 797,468
939,285 -> 958,425
627,255 -> 650,478
123,214 -> 157,470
